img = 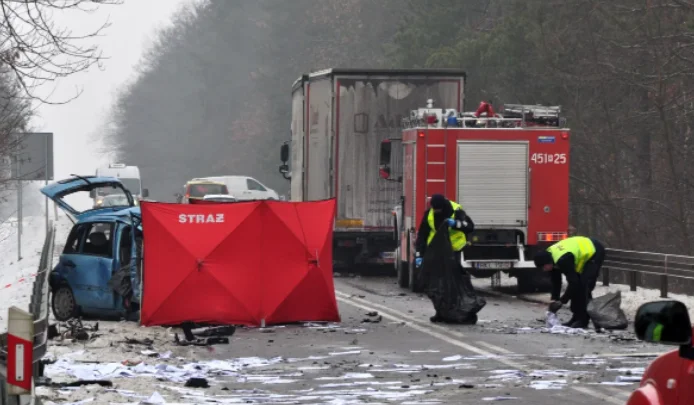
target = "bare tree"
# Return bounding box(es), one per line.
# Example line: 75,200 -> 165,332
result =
0,0 -> 122,102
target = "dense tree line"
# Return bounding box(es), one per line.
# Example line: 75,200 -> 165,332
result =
388,0 -> 694,254
107,0 -> 402,200
108,0 -> 694,254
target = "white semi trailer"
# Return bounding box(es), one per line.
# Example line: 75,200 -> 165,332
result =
278,68 -> 466,273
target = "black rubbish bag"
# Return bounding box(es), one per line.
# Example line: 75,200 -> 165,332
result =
416,224 -> 486,324
587,291 -> 629,330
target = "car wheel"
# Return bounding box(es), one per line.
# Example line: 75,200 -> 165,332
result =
52,285 -> 78,321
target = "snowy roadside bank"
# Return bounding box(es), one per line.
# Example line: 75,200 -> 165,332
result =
0,215 -> 51,333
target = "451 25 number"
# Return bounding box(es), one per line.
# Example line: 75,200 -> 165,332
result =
531,153 -> 567,164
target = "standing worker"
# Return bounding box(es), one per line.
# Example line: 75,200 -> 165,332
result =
533,236 -> 606,329
414,194 -> 475,272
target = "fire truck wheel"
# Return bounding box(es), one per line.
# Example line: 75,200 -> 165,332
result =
516,274 -> 535,294
516,271 -> 552,294
397,260 -> 409,288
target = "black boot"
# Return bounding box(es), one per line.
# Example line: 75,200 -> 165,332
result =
461,314 -> 478,325
569,316 -> 589,329
430,314 -> 443,323
562,316 -> 576,327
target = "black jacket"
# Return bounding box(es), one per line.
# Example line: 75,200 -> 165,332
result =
415,202 -> 474,256
550,253 -> 579,303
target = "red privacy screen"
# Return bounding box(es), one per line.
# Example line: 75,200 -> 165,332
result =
139,199 -> 340,327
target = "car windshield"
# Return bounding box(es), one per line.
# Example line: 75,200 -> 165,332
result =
204,196 -> 236,202
63,184 -> 133,214
97,178 -> 140,196
188,183 -> 227,197
101,195 -> 130,206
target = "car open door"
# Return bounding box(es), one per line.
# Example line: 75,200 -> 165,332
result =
64,221 -> 118,310
127,210 -> 143,304
41,175 -> 136,222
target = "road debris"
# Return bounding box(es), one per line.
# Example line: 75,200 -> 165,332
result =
51,319 -> 100,342
361,311 -> 382,323
184,377 -> 209,388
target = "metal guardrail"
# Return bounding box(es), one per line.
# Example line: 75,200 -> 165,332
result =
29,221 -> 55,372
0,221 -> 55,403
603,247 -> 694,298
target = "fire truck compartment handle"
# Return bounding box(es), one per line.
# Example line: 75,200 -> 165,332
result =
527,167 -> 532,208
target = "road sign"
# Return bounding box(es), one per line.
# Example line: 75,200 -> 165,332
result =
11,132 -> 53,181
11,132 -> 55,260
6,306 -> 33,395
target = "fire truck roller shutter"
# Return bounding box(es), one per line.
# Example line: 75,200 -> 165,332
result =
457,141 -> 529,228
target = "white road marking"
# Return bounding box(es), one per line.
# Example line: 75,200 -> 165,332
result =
335,292 -> 525,367
336,291 -> 627,405
603,386 -> 633,398
573,385 -> 629,402
590,352 -> 665,358
475,341 -> 512,354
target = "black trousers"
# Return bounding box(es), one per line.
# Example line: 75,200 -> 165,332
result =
569,239 -> 606,320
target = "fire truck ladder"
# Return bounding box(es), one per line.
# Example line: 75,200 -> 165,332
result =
424,134 -> 446,198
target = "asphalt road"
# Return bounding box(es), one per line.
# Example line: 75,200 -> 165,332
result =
39,276 -> 669,404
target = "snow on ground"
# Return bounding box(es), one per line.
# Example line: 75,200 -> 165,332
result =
472,272 -> 694,321
0,215 -> 50,331
0,207 -> 71,333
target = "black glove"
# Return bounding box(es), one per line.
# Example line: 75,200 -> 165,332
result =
548,301 -> 563,313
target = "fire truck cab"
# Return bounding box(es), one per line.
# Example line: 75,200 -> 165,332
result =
381,100 -> 571,293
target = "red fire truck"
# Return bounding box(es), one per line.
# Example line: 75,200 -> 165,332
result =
380,101 -> 571,292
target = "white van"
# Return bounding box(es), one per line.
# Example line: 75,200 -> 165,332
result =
94,163 -> 148,206
193,176 -> 279,201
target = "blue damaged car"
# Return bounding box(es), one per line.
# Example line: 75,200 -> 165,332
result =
41,175 -> 143,321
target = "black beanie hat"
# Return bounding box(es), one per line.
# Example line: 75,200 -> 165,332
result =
533,251 -> 553,268
430,194 -> 447,210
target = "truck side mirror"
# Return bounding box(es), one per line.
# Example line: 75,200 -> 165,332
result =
89,189 -> 96,198
278,163 -> 291,180
280,143 -> 289,163
142,188 -> 149,198
634,300 -> 692,346
379,140 -> 392,179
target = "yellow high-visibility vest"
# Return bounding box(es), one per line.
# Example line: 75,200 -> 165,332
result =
547,236 -> 596,274
426,201 -> 467,251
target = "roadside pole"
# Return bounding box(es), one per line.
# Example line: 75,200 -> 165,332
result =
15,154 -> 21,262
44,137 -> 49,233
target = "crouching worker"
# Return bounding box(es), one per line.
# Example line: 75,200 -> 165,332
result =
534,236 -> 606,329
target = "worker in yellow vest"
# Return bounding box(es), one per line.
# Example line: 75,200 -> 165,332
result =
414,194 -> 474,270
533,236 -> 606,329
414,194 -> 475,323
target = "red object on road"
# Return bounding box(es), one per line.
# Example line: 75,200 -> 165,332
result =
139,199 -> 340,327
7,333 -> 32,392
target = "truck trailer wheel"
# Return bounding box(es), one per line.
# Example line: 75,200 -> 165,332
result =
409,261 -> 424,293
397,259 -> 409,288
